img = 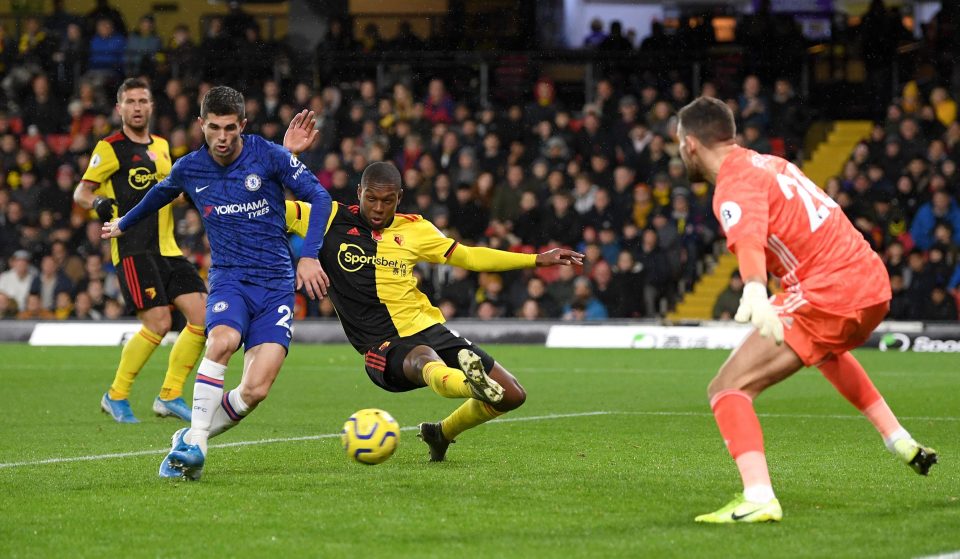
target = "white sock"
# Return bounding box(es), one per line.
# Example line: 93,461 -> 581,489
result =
743,484 -> 776,504
883,427 -> 913,453
208,389 -> 252,438
187,358 -> 227,453
228,389 -> 251,415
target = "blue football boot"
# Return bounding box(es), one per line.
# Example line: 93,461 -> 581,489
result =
101,392 -> 139,423
167,442 -> 205,481
159,428 -> 191,479
153,397 -> 192,421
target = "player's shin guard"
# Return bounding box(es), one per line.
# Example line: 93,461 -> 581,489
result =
818,352 -> 907,444
160,323 -> 206,400
187,358 -> 226,453
208,389 -> 250,438
422,361 -> 472,398
109,327 -> 162,399
440,399 -> 502,441
711,389 -> 774,503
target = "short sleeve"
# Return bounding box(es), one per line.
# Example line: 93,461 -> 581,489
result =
714,168 -> 771,252
81,141 -> 121,187
415,219 -> 457,264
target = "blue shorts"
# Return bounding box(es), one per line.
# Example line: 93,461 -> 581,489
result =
206,280 -> 294,351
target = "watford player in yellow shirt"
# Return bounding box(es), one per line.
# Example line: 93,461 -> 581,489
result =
74,78 -> 207,424
285,160 -> 582,461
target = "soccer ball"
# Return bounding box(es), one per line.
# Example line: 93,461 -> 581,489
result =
341,408 -> 400,465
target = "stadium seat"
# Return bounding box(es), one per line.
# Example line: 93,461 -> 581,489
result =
46,134 -> 73,155
769,137 -> 786,157
19,134 -> 42,154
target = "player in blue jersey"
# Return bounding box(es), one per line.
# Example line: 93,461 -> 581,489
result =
102,86 -> 332,480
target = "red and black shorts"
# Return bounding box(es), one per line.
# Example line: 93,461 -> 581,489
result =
117,254 -> 207,313
362,324 -> 496,393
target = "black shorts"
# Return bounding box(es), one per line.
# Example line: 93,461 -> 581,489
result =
117,254 -> 207,313
363,324 -> 496,393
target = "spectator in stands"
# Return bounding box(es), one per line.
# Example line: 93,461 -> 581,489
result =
0,250 -> 37,310
200,17 -> 231,82
87,18 -> 126,79
85,0 -> 126,37
0,291 -> 18,318
583,19 -> 607,48
17,292 -> 54,319
29,254 -> 72,310
125,14 -> 161,77
423,78 -> 455,124
542,192 -> 581,247
922,285 -> 958,320
21,74 -> 66,134
166,24 -> 199,82
636,228 -> 670,316
712,270 -> 744,320
910,190 -> 960,250
575,107 -> 615,162
70,290 -> 100,319
562,276 -> 607,320
739,75 -> 769,131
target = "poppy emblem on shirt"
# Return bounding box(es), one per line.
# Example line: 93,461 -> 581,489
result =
147,151 -> 158,161
245,174 -> 262,191
394,234 -> 403,246
372,230 -> 382,241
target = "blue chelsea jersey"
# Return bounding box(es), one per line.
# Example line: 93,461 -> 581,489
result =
119,134 -> 331,289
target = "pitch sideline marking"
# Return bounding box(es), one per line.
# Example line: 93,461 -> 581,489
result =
1,409 -> 954,470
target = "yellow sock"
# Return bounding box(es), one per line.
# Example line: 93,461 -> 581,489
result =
422,361 -> 472,398
440,399 -> 503,441
109,327 -> 162,400
159,323 -> 206,400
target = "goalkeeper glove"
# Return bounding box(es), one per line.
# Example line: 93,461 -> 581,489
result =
734,281 -> 784,344
92,196 -> 117,222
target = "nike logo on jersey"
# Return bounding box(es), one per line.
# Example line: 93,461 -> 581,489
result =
196,185 -> 211,193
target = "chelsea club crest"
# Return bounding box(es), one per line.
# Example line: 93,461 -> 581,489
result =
245,174 -> 262,191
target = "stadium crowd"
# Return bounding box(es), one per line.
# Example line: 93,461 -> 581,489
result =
0,2 -> 958,323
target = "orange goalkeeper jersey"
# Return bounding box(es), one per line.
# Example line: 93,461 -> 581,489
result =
713,146 -> 890,314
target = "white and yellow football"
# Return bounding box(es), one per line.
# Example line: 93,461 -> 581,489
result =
341,408 -> 400,465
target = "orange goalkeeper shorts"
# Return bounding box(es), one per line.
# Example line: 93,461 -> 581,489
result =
772,294 -> 889,366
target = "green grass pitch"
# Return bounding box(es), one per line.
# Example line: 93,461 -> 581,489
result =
0,344 -> 957,558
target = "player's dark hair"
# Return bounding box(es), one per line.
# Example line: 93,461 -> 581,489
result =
677,96 -> 736,148
116,78 -> 151,103
200,86 -> 245,121
361,161 -> 402,191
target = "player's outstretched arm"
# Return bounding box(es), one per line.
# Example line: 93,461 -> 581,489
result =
534,247 -> 585,267
100,175 -> 182,240
446,244 -> 583,272
283,109 -> 319,155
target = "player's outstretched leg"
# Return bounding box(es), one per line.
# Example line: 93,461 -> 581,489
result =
458,349 -> 504,404
818,352 -> 938,475
419,358 -> 526,462
154,322 -> 207,422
